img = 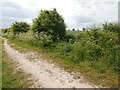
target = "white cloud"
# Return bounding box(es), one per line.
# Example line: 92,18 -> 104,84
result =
1,0 -> 119,29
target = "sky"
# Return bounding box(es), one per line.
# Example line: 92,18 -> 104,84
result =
0,0 -> 119,29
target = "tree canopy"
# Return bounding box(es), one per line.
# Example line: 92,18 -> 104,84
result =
11,22 -> 30,34
32,8 -> 66,39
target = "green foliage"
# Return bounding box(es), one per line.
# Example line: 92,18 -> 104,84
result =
32,8 -> 66,39
2,28 -> 8,33
34,32 -> 53,47
82,27 -> 86,31
53,25 -> 119,72
8,22 -> 119,71
90,61 -> 105,73
69,30 -> 118,71
12,31 -> 53,48
60,44 -> 73,56
11,21 -> 30,34
4,21 -> 119,72
64,34 -> 76,43
102,22 -> 119,33
1,28 -> 11,34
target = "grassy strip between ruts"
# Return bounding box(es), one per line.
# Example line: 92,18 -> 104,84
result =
1,39 -> 35,88
8,38 -> 119,88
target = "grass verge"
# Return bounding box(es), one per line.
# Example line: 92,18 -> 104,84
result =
1,39 -> 34,88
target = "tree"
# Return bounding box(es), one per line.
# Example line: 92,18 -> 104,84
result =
11,22 -> 30,34
32,8 -> 66,39
72,29 -> 75,31
82,28 -> 86,31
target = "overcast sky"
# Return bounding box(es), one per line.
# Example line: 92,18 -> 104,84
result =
0,0 -> 119,29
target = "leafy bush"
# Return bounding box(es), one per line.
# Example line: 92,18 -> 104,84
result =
1,28 -> 13,38
102,22 -> 119,33
35,32 -> 53,47
60,44 -> 73,56
64,34 -> 76,43
32,8 -> 66,39
11,22 -> 30,34
73,45 -> 87,62
12,31 -> 53,48
55,29 -> 119,71
2,28 -> 8,33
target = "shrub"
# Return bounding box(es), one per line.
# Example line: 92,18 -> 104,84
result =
36,32 -> 53,47
12,31 -> 53,48
74,46 -> 87,62
60,44 -> 73,56
64,34 -> 76,43
1,28 -> 13,37
32,8 -> 66,39
2,28 -> 8,33
102,22 -> 119,33
11,21 -> 30,34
